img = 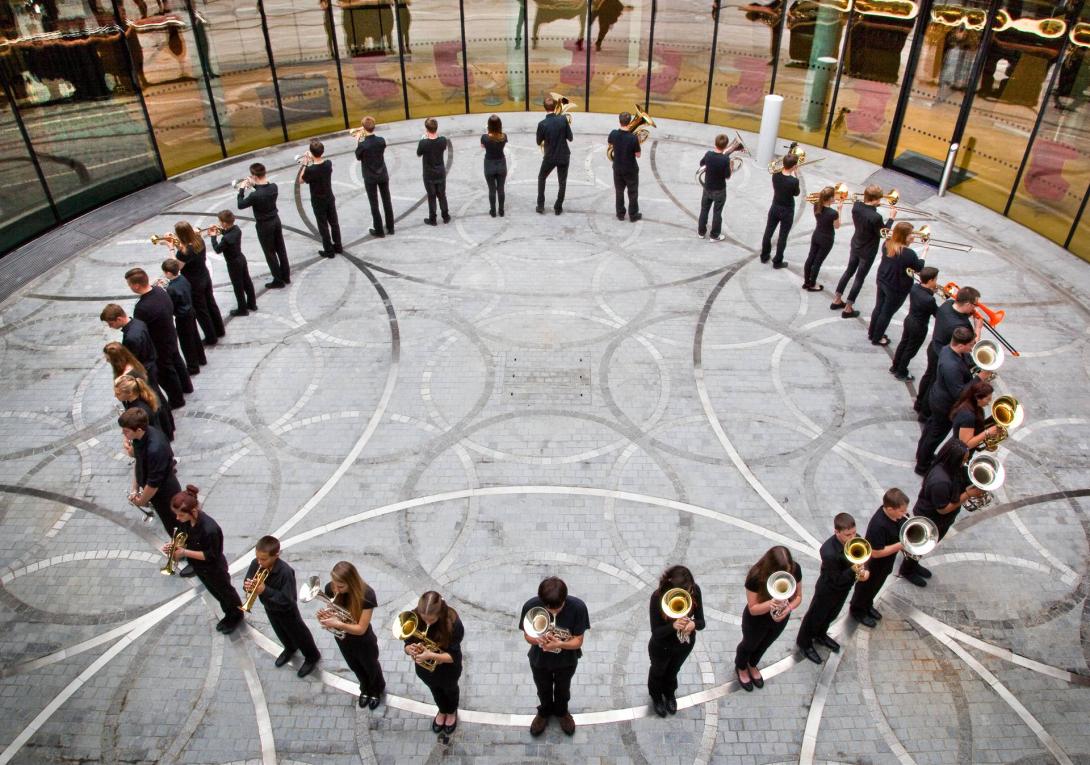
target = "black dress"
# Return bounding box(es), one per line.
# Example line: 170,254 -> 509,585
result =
323,582 -> 385,697
407,616 -> 464,714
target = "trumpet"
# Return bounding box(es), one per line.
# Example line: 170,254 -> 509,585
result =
522,605 -> 572,653
768,142 -> 824,173
660,587 -> 694,644
231,177 -> 253,191
805,181 -> 850,204
900,516 -> 939,560
393,610 -> 442,671
160,527 -> 188,576
608,104 -> 656,161
150,232 -> 179,246
298,576 -> 353,639
294,153 -> 310,164
766,570 -> 796,618
881,224 -> 973,251
240,566 -> 270,613
964,452 -> 1004,512
844,536 -> 872,580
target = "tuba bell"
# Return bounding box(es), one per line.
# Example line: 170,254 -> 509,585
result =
844,536 -> 872,580
550,91 -> 577,123
766,570 -> 796,618
970,339 -> 1004,374
393,610 -> 442,671
899,516 -> 939,560
660,587 -> 694,644
608,104 -> 656,161
964,452 -> 1004,512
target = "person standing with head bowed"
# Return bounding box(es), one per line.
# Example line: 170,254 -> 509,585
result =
849,488 -> 910,628
759,153 -> 799,269
237,163 -> 291,288
734,546 -> 803,691
402,591 -> 464,735
355,116 -> 396,237
315,561 -> 386,710
796,512 -> 866,664
481,114 -> 508,218
829,185 -> 895,319
536,95 -> 573,215
119,407 -> 180,535
914,325 -> 985,475
608,111 -> 642,222
647,565 -> 704,717
159,257 -> 206,376
697,134 -> 737,242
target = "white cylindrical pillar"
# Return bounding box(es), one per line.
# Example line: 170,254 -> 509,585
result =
756,94 -> 784,169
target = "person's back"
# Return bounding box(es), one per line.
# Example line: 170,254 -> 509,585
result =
700,151 -> 731,191
609,129 -> 640,171
357,133 -> 388,181
418,135 -> 449,180
537,112 -> 572,164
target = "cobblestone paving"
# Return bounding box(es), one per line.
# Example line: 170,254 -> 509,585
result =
0,113 -> 1088,764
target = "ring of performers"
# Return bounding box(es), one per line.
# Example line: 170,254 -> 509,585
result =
735,547 -> 803,691
647,565 -> 704,716
320,562 -> 387,709
404,591 -> 464,735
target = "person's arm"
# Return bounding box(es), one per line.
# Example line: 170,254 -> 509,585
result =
210,235 -> 223,253
649,594 -> 678,641
870,539 -> 903,558
417,139 -> 425,157
536,121 -> 545,148
565,120 -> 573,142
297,162 -> 308,185
833,207 -> 842,230
700,153 -> 707,168
416,619 -> 461,666
237,188 -> 252,209
745,590 -> 777,616
325,605 -> 373,637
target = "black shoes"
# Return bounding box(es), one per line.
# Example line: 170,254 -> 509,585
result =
750,670 -> 764,689
841,309 -> 861,318
536,205 -> 545,214
297,659 -> 318,678
423,218 -> 437,226
772,261 -> 788,269
442,215 -> 451,224
816,634 -> 840,652
444,716 -> 457,734
617,213 -> 626,221
530,714 -> 548,736
265,280 -> 286,289
229,308 -> 249,317
216,617 -> 241,634
368,692 -> 383,710
275,649 -> 295,668
664,694 -> 677,715
630,213 -> 642,222
652,696 -> 668,717
369,229 -> 385,237
432,715 -> 444,734
917,564 -> 933,579
359,693 -> 370,709
318,250 -> 335,258
178,564 -> 196,578
904,572 -> 927,587
490,209 -> 497,218
853,611 -> 877,628
868,606 -> 883,621
736,667 -> 754,692
554,205 -> 563,215
801,645 -> 823,664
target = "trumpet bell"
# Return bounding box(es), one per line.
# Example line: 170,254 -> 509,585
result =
393,610 -> 421,640
900,516 -> 939,557
968,453 -> 1005,492
971,339 -> 1004,372
766,571 -> 797,601
298,575 -> 322,602
844,536 -> 872,565
660,587 -> 693,620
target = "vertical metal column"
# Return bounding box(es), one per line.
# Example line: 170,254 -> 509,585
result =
459,0 -> 470,113
768,0 -> 790,94
255,0 -> 289,142
182,0 -> 227,158
703,0 -> 722,124
109,0 -> 166,178
324,0 -> 350,130
881,0 -> 935,167
0,76 -> 59,222
394,1 -> 411,119
643,0 -> 657,111
522,0 -> 530,110
583,0 -> 592,110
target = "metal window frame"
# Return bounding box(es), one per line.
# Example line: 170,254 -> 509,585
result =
255,0 -> 290,143
181,0 -> 228,158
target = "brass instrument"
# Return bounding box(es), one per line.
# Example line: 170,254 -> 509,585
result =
660,587 -> 694,644
982,394 -> 1024,451
881,223 -> 973,252
899,516 -> 939,560
393,610 -> 442,671
150,233 -> 179,246
844,536 -> 872,580
696,133 -> 748,186
231,177 -> 252,191
1070,21 -> 1090,47
853,188 -> 934,218
940,280 -> 1019,357
351,126 -> 368,139
550,91 -> 576,123
294,153 -> 308,163
964,452 -> 1004,512
970,338 -> 1003,374
299,575 -> 353,640
608,104 -> 656,161
522,605 -> 572,653
240,566 -> 269,613
160,527 -> 188,576
766,570 -> 796,618
855,0 -> 919,19
768,142 -> 824,173
805,181 -> 850,204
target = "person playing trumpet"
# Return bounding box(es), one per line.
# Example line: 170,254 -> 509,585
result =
801,185 -> 844,290
237,163 -> 291,289
159,258 -> 206,376
318,561 -> 386,709
759,153 -> 799,268
404,592 -> 464,735
536,95 -> 573,215
796,512 -> 867,664
867,221 -> 925,347
647,565 -> 704,717
608,111 -> 642,222
209,210 -> 258,317
735,547 -> 803,691
168,222 -> 225,347
829,185 -> 895,319
849,488 -> 910,628
297,140 -> 342,258
355,116 -> 396,238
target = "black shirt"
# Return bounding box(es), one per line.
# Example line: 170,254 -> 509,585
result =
244,558 -> 299,613
177,244 -> 211,291
536,112 -> 573,164
813,206 -> 838,242
406,615 -> 465,673
302,159 -> 335,200
133,425 -> 175,490
165,274 -> 194,320
210,225 -> 243,261
121,396 -> 171,442
876,245 -> 925,294
355,134 -> 389,182
930,345 -> 972,418
518,596 -> 590,669
417,136 -> 449,181
914,464 -> 961,523
850,201 -> 891,257
121,318 -> 157,369
649,584 -> 706,648
950,404 -> 981,437
180,511 -> 227,573
324,582 -> 378,641
815,534 -> 856,592
481,133 -> 508,170
862,506 -> 907,575
700,151 -> 732,192
238,183 -> 280,223
906,284 -> 938,325
608,128 -> 641,172
132,287 -> 179,364
770,172 -> 799,208
929,300 -> 973,354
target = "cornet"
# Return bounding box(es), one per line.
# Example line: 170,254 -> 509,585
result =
240,566 -> 269,612
844,536 -> 872,580
607,104 -> 656,161
231,177 -> 253,191
768,142 -> 823,173
522,605 -> 572,653
881,224 -> 973,251
805,182 -> 850,204
964,452 -> 1004,512
766,570 -> 796,618
393,610 -> 442,671
660,587 -> 694,644
299,575 -> 353,639
160,527 -> 188,576
899,516 -> 939,560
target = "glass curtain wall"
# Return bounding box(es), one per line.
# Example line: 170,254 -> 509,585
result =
0,87 -> 56,252
647,0 -> 715,123
335,0 -> 410,127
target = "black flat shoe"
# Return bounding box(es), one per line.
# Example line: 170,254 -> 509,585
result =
867,607 -> 883,621
443,716 -> 457,734
772,261 -> 788,269
802,645 -> 823,664
178,564 -> 196,578
841,309 -> 860,319
359,694 -> 370,708
855,612 -> 877,628
368,692 -> 383,710
297,659 -> 317,678
423,218 -> 437,226
665,695 -> 677,715
369,229 -> 385,237
652,696 -> 668,717
275,649 -> 295,668
736,667 -> 754,692
829,301 -> 845,310
749,669 -> 764,689
431,715 -> 443,734
904,572 -> 927,587
917,564 -> 933,579
817,634 -> 840,652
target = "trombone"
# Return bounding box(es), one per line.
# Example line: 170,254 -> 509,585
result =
393,610 -> 442,671
881,224 -> 973,252
660,587 -> 694,644
945,279 -> 1020,357
608,104 -> 656,161
805,181 -> 850,204
768,142 -> 824,173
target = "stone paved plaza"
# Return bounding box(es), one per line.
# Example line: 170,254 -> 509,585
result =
0,112 -> 1088,764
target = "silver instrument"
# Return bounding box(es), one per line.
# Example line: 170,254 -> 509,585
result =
298,575 -> 353,640
522,605 -> 571,653
970,339 -> 1004,375
900,516 -> 939,560
231,177 -> 252,190
964,452 -> 1005,512
766,570 -> 796,618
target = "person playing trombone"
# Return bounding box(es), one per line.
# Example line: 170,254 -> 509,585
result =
867,221 -> 924,347
318,561 -> 386,709
914,286 -> 981,420
830,185 -> 895,319
890,266 -> 939,381
648,565 -> 704,717
735,547 -> 803,691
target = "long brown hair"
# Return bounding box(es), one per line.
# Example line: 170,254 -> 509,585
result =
114,374 -> 159,412
746,546 -> 795,603
174,221 -> 205,253
103,342 -> 147,380
883,221 -> 913,257
655,564 -> 697,604
949,379 -> 993,424
330,560 -> 369,622
415,591 -> 457,648
486,114 -> 505,142
812,186 -> 834,218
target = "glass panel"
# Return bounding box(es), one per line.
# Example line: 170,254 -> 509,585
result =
401,0 -> 467,118
463,0 -> 525,113
585,0 -> 651,115
953,0 -> 1069,211
334,0 -> 408,127
647,0 -> 714,123
0,91 -> 56,252
4,0 -> 161,218
707,0 -> 775,131
526,0 -> 591,109
774,0 -> 848,146
114,0 -> 223,174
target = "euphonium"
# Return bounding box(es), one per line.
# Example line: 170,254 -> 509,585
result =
970,339 -> 1004,374
766,570 -> 796,618
964,452 -> 1004,512
240,566 -> 270,613
660,587 -> 694,644
768,143 -> 805,174
522,605 -> 572,653
899,516 -> 939,560
608,104 -> 656,161
550,91 -> 576,123
844,536 -> 872,580
298,575 -> 353,640
982,394 -> 1025,451
160,527 -> 188,576
393,610 -> 442,671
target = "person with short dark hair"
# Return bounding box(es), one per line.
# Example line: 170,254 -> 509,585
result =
481,114 -> 508,217
119,407 -> 181,534
402,591 -> 463,734
608,111 -> 642,222
735,546 -> 803,691
167,222 -> 225,346
914,325 -> 982,475
647,565 -> 704,716
244,535 -> 321,678
536,96 -> 574,215
914,286 -> 982,417
210,210 -> 257,316
890,266 -> 939,381
298,139 -> 342,257
801,186 -> 843,291
417,118 -> 451,226
519,576 -> 590,737
355,117 -> 396,237
849,488 -> 910,627
867,221 -> 925,346
697,134 -> 738,241
121,271 -> 193,408
238,163 -> 291,288
796,513 -> 865,664
160,258 -> 206,375
830,185 -> 895,319
759,153 -> 799,268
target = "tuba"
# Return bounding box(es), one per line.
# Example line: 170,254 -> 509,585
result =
298,575 -> 354,640
983,394 -> 1024,451
900,516 -> 939,560
393,610 -> 442,671
160,528 -> 188,576
766,570 -> 796,618
660,587 -> 694,644
970,339 -> 1004,374
240,566 -> 269,612
608,104 -> 656,161
964,452 -> 1004,512
844,536 -> 872,580
522,605 -> 572,653
550,91 -> 577,122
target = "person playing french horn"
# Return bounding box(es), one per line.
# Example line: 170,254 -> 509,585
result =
796,513 -> 867,664
647,565 -> 704,717
315,561 -> 386,709
735,547 -> 803,692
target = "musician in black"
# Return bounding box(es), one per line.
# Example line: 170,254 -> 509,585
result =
101,304 -> 166,403
849,488 -> 910,628
481,114 -> 508,217
238,163 -> 291,288
801,186 -> 843,290
830,185 -> 895,319
164,485 -> 243,633
536,96 -> 573,215
949,379 -> 1001,451
160,258 -> 206,376
298,140 -> 342,257
170,222 -> 225,346
519,576 -> 590,736
318,561 -> 386,709
759,153 -> 799,268
648,565 -> 704,716
867,221 -> 925,346
417,118 -> 451,225
890,266 -> 939,381
735,546 -> 803,691
244,536 -> 321,678
355,116 -> 396,237
697,134 -> 734,241
796,513 -> 866,664
403,591 -> 464,734
210,210 -> 257,316
114,374 -> 174,443
124,270 -> 193,407
914,326 -> 981,475
608,111 -> 642,222
119,407 -> 180,534
914,286 -> 980,418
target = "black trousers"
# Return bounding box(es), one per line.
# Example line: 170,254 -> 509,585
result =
485,170 -> 507,214
190,279 -> 225,343
418,663 -> 460,713
148,473 -> 181,535
175,314 -> 206,372
915,412 -> 952,473
537,160 -> 569,209
891,317 -> 928,377
868,284 -> 909,342
915,343 -> 940,416
835,248 -> 877,303
267,606 -> 321,662
255,219 -> 291,284
225,256 -> 257,311
365,177 -> 395,234
796,584 -> 851,648
735,608 -> 788,669
531,663 -> 577,716
151,348 -> 189,406
195,561 -> 243,623
760,204 -> 793,264
311,197 -> 342,253
647,638 -> 695,699
338,632 -> 386,697
171,348 -> 193,395
803,236 -> 834,285
614,167 -> 639,218
698,187 -> 726,237
423,178 -> 449,221
850,561 -> 894,616
900,509 -> 956,577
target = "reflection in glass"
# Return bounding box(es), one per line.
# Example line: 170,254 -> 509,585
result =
464,0 -> 526,112
708,0 -> 775,131
333,1 -> 408,127
527,0 -> 594,108
647,1 -> 714,123
0,89 -> 55,250
402,0 -> 466,118
585,0 -> 650,116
